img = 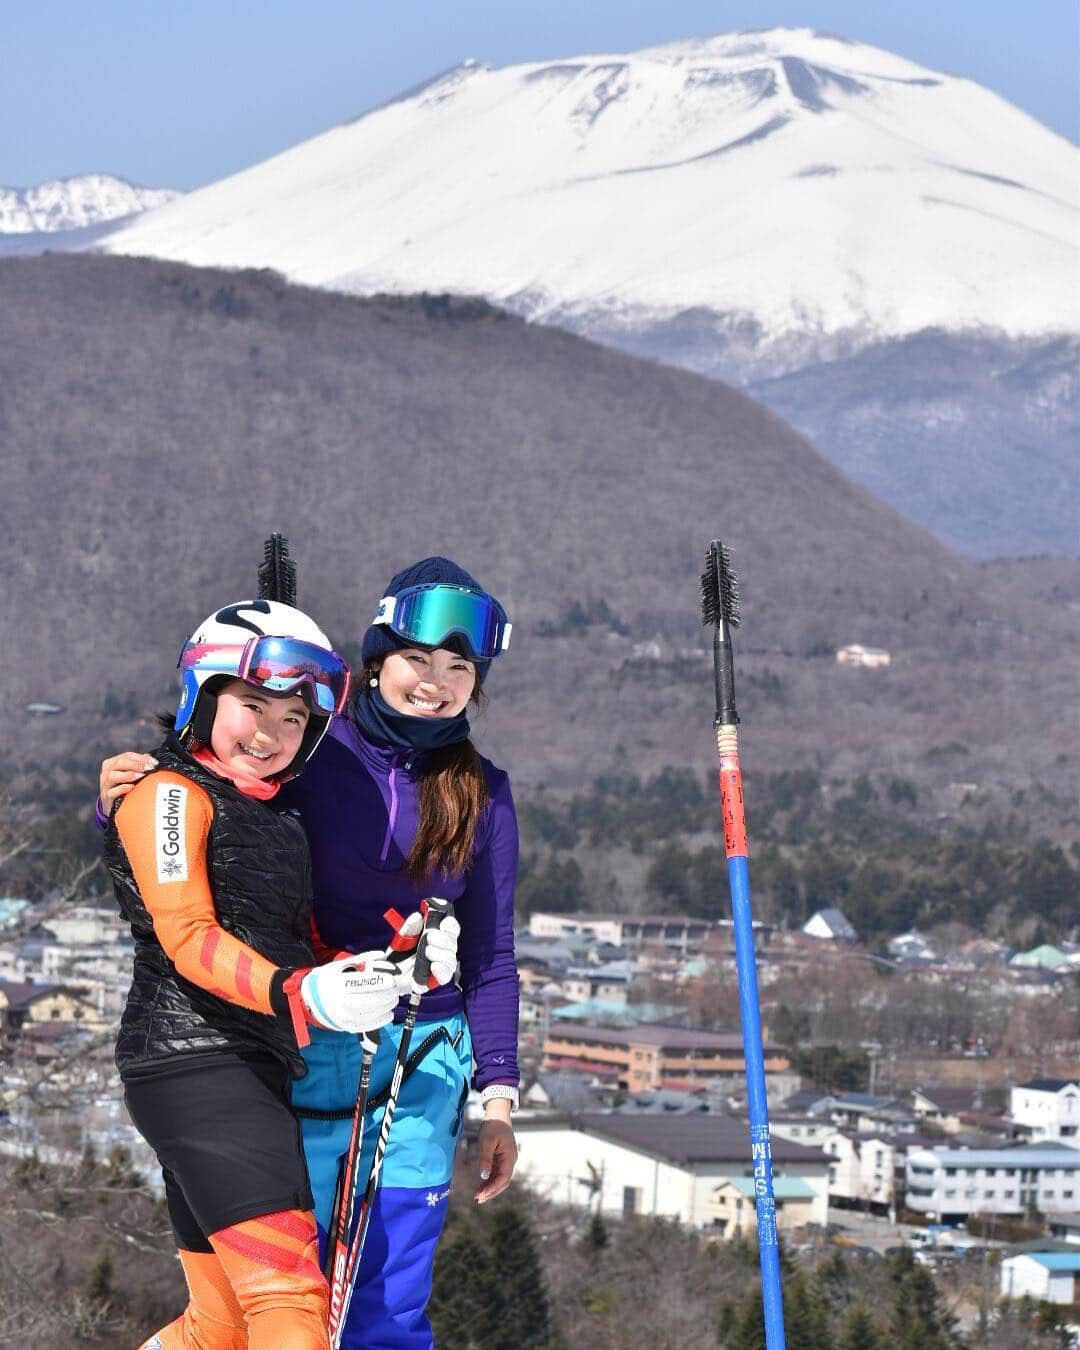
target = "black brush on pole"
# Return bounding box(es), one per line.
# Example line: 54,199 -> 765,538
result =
258,533 -> 297,605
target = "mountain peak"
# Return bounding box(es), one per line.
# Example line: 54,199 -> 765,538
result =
97,28 -> 1076,349
0,173 -> 180,235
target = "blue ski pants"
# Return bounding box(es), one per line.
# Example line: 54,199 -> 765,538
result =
290,1013 -> 472,1350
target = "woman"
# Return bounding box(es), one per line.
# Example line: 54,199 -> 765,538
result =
102,557 -> 520,1349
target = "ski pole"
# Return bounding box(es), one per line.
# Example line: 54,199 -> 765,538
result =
328,898 -> 454,1350
323,1026 -> 380,1284
700,540 -> 786,1349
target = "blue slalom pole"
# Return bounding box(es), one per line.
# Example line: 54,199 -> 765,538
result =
701,540 -> 786,1348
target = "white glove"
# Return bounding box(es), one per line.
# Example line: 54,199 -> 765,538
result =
300,952 -> 410,1034
387,910 -> 461,989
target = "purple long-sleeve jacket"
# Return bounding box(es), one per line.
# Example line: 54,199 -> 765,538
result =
277,717 -> 520,1092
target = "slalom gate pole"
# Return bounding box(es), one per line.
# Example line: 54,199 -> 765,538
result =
328,898 -> 454,1350
700,540 -> 786,1349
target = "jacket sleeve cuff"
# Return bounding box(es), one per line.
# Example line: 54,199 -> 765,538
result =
270,967 -> 313,1048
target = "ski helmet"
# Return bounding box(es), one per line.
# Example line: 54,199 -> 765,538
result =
175,599 -> 351,777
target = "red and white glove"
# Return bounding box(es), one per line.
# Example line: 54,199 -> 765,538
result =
383,903 -> 461,989
298,952 -> 410,1034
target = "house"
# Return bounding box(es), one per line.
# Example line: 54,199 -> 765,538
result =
906,1143 -> 1080,1221
560,960 -> 636,1006
541,1023 -> 790,1092
802,908 -> 857,942
913,1086 -> 1003,1135
0,978 -> 105,1045
1047,1214 -> 1080,1245
1000,1252 -> 1080,1305
1010,1080 -> 1080,1145
1009,945 -> 1071,972
42,905 -> 127,947
887,931 -> 936,963
770,1115 -> 835,1149
835,644 -> 891,669
828,1093 -> 916,1134
512,1112 -> 829,1231
713,1177 -> 817,1239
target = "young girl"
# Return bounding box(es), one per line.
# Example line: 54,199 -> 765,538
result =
107,599 -> 414,1350
103,559 -> 519,1350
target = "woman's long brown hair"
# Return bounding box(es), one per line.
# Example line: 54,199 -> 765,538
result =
366,665 -> 489,881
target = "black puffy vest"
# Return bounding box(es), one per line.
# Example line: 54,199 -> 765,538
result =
105,739 -> 314,1077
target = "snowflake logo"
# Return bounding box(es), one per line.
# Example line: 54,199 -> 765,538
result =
161,858 -> 184,878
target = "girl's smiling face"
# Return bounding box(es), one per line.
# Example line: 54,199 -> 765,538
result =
209,679 -> 311,778
377,647 -> 477,719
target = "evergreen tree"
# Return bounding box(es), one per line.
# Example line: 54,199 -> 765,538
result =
837,1302 -> 884,1350
783,1270 -> 829,1350
429,1233 -> 503,1349
731,1293 -> 766,1350
891,1263 -> 957,1349
487,1206 -> 554,1349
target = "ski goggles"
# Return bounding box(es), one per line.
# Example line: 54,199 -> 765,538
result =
179,636 -> 351,715
372,584 -> 512,662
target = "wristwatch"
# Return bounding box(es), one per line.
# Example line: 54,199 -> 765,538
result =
480,1084 -> 519,1112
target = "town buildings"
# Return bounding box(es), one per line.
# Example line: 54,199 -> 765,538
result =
905,1144 -> 1080,1221
513,1112 -> 830,1232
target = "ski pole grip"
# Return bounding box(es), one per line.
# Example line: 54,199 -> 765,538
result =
414,898 -> 453,988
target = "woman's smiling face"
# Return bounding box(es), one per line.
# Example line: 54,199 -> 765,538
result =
377,647 -> 477,719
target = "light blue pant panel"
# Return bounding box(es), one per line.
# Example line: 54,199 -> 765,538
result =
291,1014 -> 472,1349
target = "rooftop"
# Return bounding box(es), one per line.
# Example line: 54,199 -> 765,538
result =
909,1144 -> 1080,1168
550,1113 -> 828,1166
1010,1253 -> 1080,1272
721,1176 -> 816,1201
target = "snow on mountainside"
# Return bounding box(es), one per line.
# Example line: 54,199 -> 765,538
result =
98,28 -> 1079,352
0,174 -> 180,234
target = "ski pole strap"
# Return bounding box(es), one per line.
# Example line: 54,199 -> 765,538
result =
383,907 -> 420,955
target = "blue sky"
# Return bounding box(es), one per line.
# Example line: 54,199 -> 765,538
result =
3,1 -> 1077,190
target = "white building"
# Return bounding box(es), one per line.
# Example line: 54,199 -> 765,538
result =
802,908 -> 857,942
42,905 -> 127,947
906,1145 -> 1080,1220
835,644 -> 891,668
1000,1252 -> 1080,1305
513,1113 -> 829,1231
778,1125 -> 902,1211
1010,1080 -> 1080,1146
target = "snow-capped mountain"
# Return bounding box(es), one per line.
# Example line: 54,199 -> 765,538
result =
98,29 -> 1078,355
0,174 -> 180,234
89,29 -> 1079,556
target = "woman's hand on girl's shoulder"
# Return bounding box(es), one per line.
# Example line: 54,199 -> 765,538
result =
100,751 -> 158,807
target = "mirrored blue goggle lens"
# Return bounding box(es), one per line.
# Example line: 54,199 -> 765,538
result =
244,638 -> 351,715
393,588 -> 504,660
